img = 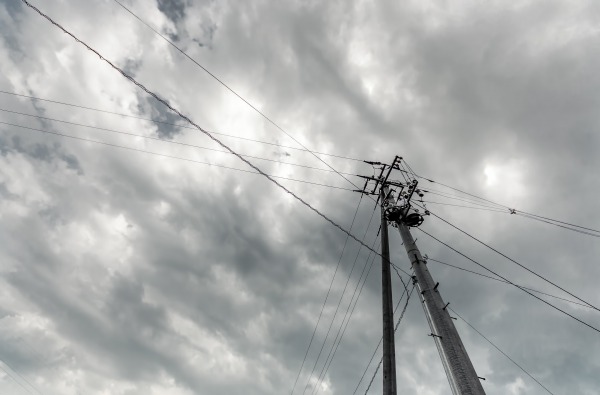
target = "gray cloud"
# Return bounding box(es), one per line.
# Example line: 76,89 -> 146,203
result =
1,0 -> 599,394
157,0 -> 187,24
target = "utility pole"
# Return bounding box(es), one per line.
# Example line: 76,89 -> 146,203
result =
380,188 -> 397,395
396,222 -> 485,395
357,156 -> 486,395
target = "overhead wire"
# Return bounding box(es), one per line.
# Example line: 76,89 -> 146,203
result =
419,200 -> 507,213
411,171 -> 600,235
110,0 -> 368,195
18,0 -> 388,262
355,282 -> 416,395
421,189 -> 505,211
0,90 -> 363,163
0,359 -> 42,395
449,307 -> 556,395
0,108 -> 359,177
311,230 -> 383,395
289,194 -> 364,395
0,366 -> 32,395
303,201 -> 379,395
414,174 -> 515,209
515,212 -> 600,238
334,234 -> 381,395
400,158 -> 418,178
359,291 -> 411,395
12,87 -> 596,235
515,211 -> 600,235
422,188 -> 600,237
426,209 -> 600,312
427,257 -> 592,309
0,121 -> 352,191
395,160 -> 411,186
416,227 -> 600,334
311,219 -> 410,394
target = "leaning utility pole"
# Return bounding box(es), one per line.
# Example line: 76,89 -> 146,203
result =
357,156 -> 486,395
396,221 -> 485,395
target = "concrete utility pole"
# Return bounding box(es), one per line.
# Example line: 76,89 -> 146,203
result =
395,221 -> 486,395
357,155 -> 486,395
380,188 -> 397,395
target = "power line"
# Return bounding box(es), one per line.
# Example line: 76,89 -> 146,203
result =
415,175 -> 514,209
449,307 -> 556,395
290,195 -> 364,395
414,173 -> 600,235
426,257 -> 592,309
356,283 -> 416,395
303,202 -> 379,395
516,211 -> 600,235
331,238 -> 380,395
18,0 -> 386,262
420,200 -> 507,213
0,359 -> 42,395
421,190 -> 505,211
421,189 -> 600,238
359,285 -> 412,395
312,233 -> 382,395
0,108 -> 359,177
0,121 -> 352,191
311,213 -> 397,395
427,210 -> 600,313
110,0 -> 366,193
516,212 -> 600,238
311,223 -> 415,395
417,227 -> 600,334
0,90 -> 363,163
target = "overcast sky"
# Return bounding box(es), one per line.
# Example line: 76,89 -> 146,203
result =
1,0 -> 600,394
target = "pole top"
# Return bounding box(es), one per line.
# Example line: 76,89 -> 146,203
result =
358,156 -> 428,227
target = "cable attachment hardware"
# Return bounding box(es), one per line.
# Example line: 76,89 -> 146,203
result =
385,205 -> 404,223
385,205 -> 425,228
403,211 -> 425,227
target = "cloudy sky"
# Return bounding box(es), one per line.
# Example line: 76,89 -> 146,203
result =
1,0 -> 600,394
